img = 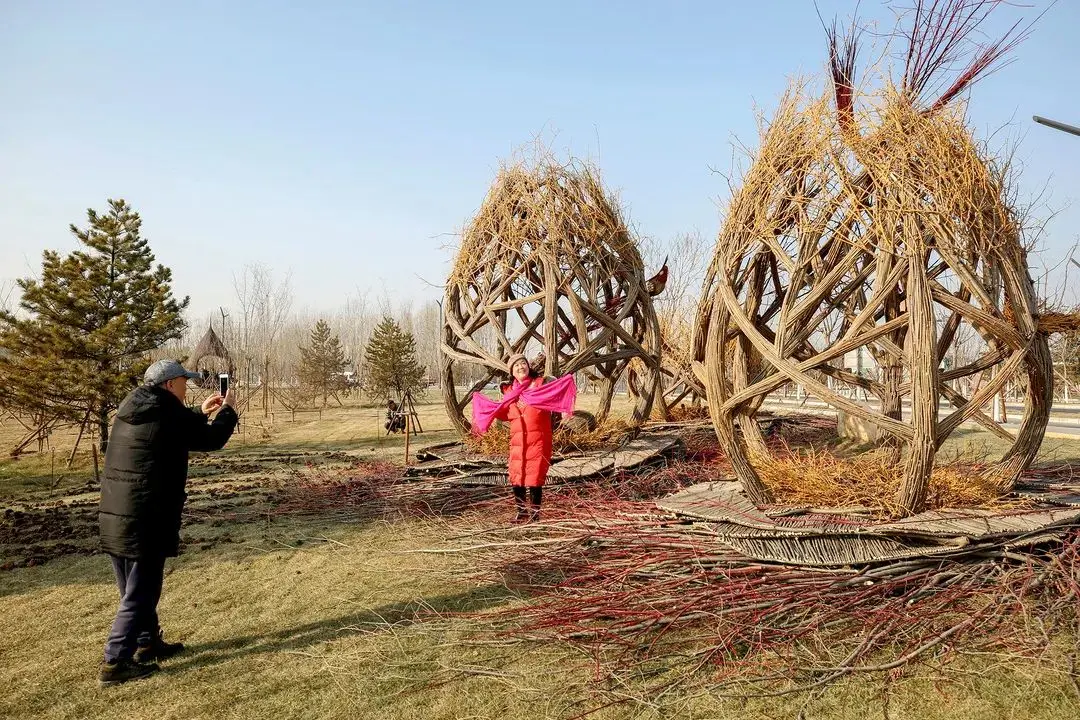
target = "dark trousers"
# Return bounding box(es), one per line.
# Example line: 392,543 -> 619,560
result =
103,554 -> 165,663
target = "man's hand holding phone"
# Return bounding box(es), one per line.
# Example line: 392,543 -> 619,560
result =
201,394 -> 224,414
201,374 -> 234,414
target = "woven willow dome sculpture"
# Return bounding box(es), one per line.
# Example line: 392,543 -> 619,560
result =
693,2 -> 1050,515
628,323 -> 706,419
441,157 -> 662,436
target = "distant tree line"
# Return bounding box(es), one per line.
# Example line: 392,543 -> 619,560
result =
0,199 -> 444,457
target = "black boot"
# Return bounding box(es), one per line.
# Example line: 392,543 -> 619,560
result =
528,487 -> 542,523
135,631 -> 185,663
511,486 -> 528,523
99,658 -> 160,686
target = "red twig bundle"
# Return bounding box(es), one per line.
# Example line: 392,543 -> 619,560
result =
828,17 -> 859,130
451,500 -> 1080,706
192,460 -> 506,526
900,0 -> 1031,109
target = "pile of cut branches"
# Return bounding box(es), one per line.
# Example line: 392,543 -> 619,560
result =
444,495 -> 1080,708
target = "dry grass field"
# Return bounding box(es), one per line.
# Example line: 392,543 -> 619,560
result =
2,392 -> 1080,719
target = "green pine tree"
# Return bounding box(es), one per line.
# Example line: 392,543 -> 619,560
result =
362,316 -> 426,401
0,199 -> 188,452
297,319 -> 348,407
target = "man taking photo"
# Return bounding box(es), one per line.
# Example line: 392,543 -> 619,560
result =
98,359 -> 238,686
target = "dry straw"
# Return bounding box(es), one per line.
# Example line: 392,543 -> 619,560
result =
463,416 -> 637,459
757,445 -> 1017,518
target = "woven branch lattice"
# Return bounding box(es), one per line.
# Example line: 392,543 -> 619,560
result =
628,323 -> 705,419
693,4 -> 1051,515
441,158 -> 661,436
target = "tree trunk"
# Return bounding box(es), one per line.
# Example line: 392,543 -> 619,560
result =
880,364 -> 902,420
97,403 -> 110,454
706,300 -> 771,505
879,289 -> 905,461
897,255 -> 938,515
67,413 -> 90,468
595,376 -> 614,419
879,363 -> 903,464
992,335 -> 1052,490
263,357 -> 270,417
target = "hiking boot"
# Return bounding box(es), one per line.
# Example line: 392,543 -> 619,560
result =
527,488 -> 542,523
511,507 -> 529,524
135,634 -> 185,663
99,659 -> 159,686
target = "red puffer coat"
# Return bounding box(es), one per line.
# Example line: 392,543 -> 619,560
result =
500,377 -> 553,488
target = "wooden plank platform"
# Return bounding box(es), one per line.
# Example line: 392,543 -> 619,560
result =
450,471 -> 509,486
411,432 -> 681,486
656,480 -> 1080,566
874,507 -> 1080,538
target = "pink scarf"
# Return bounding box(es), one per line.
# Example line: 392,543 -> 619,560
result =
470,374 -> 578,434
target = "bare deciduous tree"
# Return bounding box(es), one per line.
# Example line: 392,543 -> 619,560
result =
233,263 -> 293,362
232,263 -> 293,412
646,231 -> 711,334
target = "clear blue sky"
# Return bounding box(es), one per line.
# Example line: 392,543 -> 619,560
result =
2,1 -> 1078,322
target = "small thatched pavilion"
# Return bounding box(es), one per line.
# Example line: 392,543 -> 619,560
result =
189,323 -> 234,387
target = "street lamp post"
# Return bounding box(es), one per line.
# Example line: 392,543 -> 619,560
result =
1033,116 -> 1080,138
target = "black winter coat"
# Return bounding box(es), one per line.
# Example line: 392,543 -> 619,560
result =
99,385 -> 238,558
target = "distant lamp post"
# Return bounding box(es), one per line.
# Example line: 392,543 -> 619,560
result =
1033,116 -> 1080,138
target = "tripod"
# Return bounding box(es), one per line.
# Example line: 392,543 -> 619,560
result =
384,390 -> 423,436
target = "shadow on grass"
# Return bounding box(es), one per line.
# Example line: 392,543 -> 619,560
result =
0,489 -> 508,597
162,584 -> 515,674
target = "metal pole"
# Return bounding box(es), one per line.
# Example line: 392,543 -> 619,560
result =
1033,116 -> 1080,138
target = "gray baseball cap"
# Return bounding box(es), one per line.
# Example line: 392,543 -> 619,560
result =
144,359 -> 201,386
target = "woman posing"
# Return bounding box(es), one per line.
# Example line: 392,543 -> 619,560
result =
471,353 -> 577,523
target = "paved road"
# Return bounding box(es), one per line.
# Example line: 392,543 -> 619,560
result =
761,395 -> 1080,438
